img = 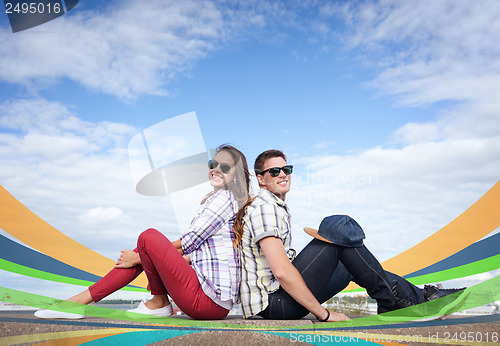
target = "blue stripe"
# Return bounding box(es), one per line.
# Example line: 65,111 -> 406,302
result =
405,232 -> 500,278
0,234 -> 141,288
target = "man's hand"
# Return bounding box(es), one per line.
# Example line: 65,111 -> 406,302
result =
327,311 -> 350,322
315,308 -> 350,322
115,249 -> 141,268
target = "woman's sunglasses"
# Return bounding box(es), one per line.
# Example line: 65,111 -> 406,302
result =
208,159 -> 232,174
258,165 -> 293,177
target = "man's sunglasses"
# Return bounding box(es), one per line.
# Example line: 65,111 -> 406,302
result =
208,159 -> 232,174
258,165 -> 293,177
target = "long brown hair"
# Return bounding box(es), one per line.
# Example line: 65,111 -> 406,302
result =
232,196 -> 255,247
233,149 -> 287,246
212,145 -> 251,246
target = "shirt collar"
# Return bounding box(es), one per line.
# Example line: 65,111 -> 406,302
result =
258,188 -> 288,211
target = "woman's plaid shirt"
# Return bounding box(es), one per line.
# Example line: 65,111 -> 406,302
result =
181,189 -> 240,307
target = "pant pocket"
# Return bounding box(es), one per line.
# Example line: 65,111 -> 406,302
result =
265,295 -> 283,319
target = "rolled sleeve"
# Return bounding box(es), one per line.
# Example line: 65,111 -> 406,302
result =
249,204 -> 287,244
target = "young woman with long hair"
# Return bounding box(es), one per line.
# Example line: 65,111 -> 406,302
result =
35,144 -> 250,320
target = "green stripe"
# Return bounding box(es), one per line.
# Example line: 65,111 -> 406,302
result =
1,273 -> 499,329
407,253 -> 500,286
345,254 -> 500,293
0,258 -> 147,292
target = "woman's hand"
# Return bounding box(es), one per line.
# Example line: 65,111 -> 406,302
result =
172,239 -> 184,255
115,249 -> 141,268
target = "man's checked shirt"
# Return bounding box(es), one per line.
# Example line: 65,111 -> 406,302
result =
239,188 -> 293,318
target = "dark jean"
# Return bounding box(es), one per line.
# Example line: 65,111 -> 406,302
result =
259,239 -> 425,319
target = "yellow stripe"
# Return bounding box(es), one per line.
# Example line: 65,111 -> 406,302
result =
2,179 -> 499,291
0,327 -> 149,345
34,333 -> 120,346
0,185 -> 148,287
382,179 -> 500,275
344,180 -> 500,290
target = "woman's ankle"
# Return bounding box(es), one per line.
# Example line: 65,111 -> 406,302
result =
67,290 -> 93,305
146,295 -> 171,309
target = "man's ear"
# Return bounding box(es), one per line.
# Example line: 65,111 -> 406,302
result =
256,173 -> 265,187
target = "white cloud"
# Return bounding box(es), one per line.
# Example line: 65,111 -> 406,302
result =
314,141 -> 329,150
286,0 -> 500,264
0,0 -> 229,99
0,98 -> 82,133
0,98 -> 184,259
0,0 -> 341,101
0,0 -> 299,100
78,207 -> 129,225
394,100 -> 500,144
323,0 -> 500,106
289,133 -> 500,257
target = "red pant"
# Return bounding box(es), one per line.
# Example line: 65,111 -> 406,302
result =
89,228 -> 229,320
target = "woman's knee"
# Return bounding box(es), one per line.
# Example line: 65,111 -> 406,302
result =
138,228 -> 165,247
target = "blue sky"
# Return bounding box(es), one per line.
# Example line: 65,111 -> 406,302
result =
1,0 -> 499,299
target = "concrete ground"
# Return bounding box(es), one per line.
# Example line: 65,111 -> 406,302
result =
0,310 -> 499,345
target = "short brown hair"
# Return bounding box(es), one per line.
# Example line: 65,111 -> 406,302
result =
254,149 -> 287,175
